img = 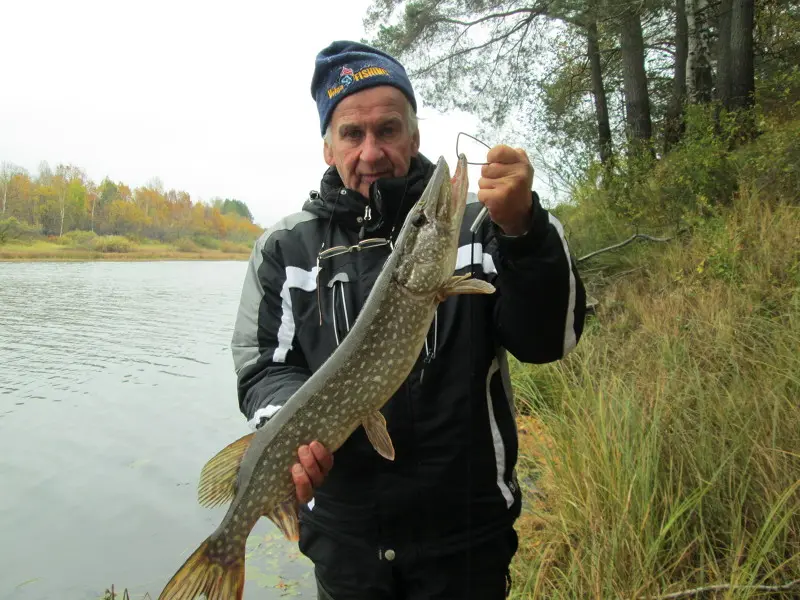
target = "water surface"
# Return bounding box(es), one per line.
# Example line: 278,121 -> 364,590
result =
0,261 -> 314,599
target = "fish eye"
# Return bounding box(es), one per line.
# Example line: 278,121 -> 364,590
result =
412,213 -> 427,227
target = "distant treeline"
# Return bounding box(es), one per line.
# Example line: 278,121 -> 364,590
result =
0,161 -> 263,243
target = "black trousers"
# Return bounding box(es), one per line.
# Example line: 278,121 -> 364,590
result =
300,524 -> 518,600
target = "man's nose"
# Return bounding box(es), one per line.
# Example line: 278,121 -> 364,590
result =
360,133 -> 385,163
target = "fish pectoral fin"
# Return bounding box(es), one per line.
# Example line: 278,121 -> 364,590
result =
362,410 -> 395,461
266,495 -> 300,542
437,274 -> 496,301
197,432 -> 255,508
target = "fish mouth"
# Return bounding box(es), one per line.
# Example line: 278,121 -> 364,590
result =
449,154 -> 468,215
425,155 -> 468,224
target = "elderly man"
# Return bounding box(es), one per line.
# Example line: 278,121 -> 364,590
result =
231,41 -> 586,599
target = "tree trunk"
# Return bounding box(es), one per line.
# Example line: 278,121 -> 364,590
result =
665,0 -> 689,152
587,19 -> 613,164
716,0 -> 733,106
619,9 -> 652,142
687,0 -> 714,103
59,191 -> 66,237
1,162 -> 10,215
728,0 -> 754,110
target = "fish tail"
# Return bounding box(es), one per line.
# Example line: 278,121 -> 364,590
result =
158,537 -> 244,600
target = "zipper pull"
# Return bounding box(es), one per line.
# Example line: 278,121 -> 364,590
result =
359,204 -> 372,239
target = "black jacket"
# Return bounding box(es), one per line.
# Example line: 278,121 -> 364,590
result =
231,154 -> 585,555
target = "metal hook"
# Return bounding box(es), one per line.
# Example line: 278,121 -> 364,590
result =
456,132 -> 491,166
456,132 -> 492,233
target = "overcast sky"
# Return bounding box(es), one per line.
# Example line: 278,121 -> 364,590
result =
0,0 -> 548,228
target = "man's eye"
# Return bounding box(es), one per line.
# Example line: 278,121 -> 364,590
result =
344,130 -> 362,140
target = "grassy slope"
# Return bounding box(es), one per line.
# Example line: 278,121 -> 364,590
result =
508,126 -> 800,597
0,239 -> 251,261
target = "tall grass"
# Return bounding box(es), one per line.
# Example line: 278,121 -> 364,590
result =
510,188 -> 800,598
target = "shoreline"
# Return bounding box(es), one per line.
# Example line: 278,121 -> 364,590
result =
0,250 -> 250,262
0,240 -> 252,262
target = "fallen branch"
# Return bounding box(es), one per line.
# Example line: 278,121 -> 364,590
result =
578,233 -> 675,264
641,578 -> 800,599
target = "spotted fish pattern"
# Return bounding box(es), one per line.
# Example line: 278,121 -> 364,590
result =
157,154 -> 496,600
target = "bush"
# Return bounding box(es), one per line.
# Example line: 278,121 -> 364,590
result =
735,116 -> 800,201
220,241 -> 250,254
60,230 -> 98,248
0,217 -> 39,244
174,237 -> 201,252
651,113 -> 738,216
92,236 -> 134,253
192,235 -> 221,250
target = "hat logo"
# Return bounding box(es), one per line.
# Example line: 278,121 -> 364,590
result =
326,65 -> 392,99
339,66 -> 355,88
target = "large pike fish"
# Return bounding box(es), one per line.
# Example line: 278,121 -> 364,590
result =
158,154 -> 494,600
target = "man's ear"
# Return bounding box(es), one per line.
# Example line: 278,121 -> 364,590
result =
323,140 -> 334,166
411,129 -> 420,156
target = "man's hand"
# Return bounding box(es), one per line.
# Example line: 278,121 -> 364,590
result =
291,441 -> 334,504
477,145 -> 534,236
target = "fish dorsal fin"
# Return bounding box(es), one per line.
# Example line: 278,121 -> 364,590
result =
197,432 -> 255,508
363,410 -> 395,461
437,274 -> 496,302
266,494 -> 300,541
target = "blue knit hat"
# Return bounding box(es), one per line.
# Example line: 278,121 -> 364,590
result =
311,40 -> 417,136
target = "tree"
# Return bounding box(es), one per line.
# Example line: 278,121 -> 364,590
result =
1,162 -> 22,215
717,0 -> 733,106
728,0 -> 755,110
664,0 -> 689,151
6,172 -> 35,224
221,198 -> 254,222
586,2 -> 613,164
687,0 -> 714,103
86,181 -> 98,232
365,0 -> 614,187
52,164 -> 85,237
618,3 -> 653,143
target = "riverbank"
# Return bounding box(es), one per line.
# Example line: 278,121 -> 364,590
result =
506,188 -> 800,598
0,240 -> 250,262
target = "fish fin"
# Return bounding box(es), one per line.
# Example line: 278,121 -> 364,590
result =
158,537 -> 245,600
197,432 -> 255,508
438,275 -> 496,301
266,494 -> 300,541
362,410 -> 395,461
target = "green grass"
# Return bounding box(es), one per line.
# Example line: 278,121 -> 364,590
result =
509,188 -> 800,598
0,236 -> 251,261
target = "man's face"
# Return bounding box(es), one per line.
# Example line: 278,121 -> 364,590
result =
323,86 -> 420,198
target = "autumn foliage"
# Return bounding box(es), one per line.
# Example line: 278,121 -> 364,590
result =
0,162 -> 263,245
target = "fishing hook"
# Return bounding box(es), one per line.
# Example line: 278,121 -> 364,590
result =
456,132 -> 493,234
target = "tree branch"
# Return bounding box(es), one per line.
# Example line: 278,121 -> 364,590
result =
428,6 -> 546,28
577,232 -> 675,263
413,13 -> 543,78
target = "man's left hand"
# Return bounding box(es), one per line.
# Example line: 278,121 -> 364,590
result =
477,145 -> 534,236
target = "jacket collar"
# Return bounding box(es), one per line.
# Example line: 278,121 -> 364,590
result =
303,154 -> 436,239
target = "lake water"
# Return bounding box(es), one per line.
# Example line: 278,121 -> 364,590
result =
0,261 -> 315,600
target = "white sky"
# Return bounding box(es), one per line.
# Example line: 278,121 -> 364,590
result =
0,0 -> 549,228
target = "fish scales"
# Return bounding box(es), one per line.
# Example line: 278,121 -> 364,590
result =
208,286 -> 436,557
157,155 -> 496,600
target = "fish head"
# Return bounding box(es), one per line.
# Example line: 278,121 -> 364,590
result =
392,154 -> 469,296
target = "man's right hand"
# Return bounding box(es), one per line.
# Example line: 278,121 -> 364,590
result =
292,441 -> 334,504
